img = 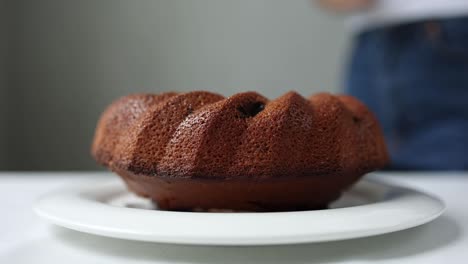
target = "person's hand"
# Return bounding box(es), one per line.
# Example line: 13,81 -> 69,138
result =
317,0 -> 374,13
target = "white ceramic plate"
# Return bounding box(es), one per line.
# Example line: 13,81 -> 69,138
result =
34,175 -> 445,246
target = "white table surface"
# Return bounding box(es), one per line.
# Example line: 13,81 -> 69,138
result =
0,172 -> 466,264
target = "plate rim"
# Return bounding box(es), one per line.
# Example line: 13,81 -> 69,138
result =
34,176 -> 445,245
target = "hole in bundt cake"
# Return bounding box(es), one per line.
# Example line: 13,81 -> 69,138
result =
352,116 -> 362,124
237,102 -> 265,118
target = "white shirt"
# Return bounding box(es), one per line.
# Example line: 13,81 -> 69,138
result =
349,0 -> 468,32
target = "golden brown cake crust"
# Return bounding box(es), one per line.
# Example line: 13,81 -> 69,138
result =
92,91 -> 388,211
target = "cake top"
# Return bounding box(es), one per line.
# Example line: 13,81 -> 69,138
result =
92,91 -> 388,179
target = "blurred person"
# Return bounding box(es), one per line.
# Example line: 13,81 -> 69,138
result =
318,0 -> 468,170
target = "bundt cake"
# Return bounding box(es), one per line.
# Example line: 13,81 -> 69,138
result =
92,91 -> 388,211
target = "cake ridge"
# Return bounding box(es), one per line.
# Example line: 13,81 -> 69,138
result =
123,91 -> 224,175
91,92 -> 177,167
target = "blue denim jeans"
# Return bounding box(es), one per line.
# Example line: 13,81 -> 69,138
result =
346,17 -> 468,170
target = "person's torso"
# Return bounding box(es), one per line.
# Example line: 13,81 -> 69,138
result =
349,0 -> 468,32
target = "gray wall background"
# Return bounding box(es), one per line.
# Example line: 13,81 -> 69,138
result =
1,0 -> 349,170
0,0 -> 8,168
